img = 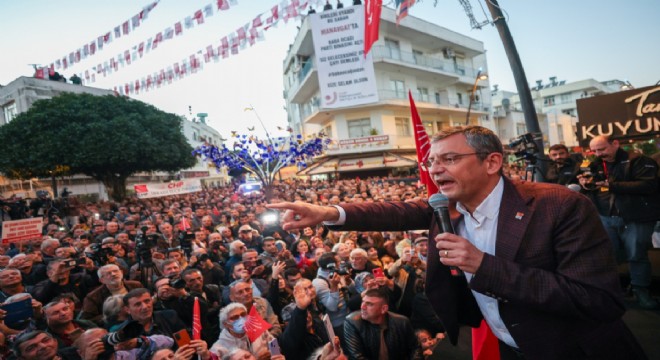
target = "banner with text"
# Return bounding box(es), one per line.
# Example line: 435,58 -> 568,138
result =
2,218 -> 44,244
310,6 -> 379,109
134,179 -> 202,199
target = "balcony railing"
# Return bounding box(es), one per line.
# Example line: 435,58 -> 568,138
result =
370,45 -> 479,78
378,89 -> 488,112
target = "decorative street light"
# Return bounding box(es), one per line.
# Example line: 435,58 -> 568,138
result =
465,68 -> 489,125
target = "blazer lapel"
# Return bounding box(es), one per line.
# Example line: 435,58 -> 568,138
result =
496,179 -> 533,261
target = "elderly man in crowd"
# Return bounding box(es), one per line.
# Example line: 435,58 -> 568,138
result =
80,264 -> 142,325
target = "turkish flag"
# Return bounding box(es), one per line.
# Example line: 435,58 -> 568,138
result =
408,90 -> 438,195
472,320 -> 500,360
179,217 -> 191,231
364,0 -> 382,58
192,297 -> 202,340
245,305 -> 272,342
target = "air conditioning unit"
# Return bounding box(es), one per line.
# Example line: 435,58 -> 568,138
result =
443,48 -> 455,59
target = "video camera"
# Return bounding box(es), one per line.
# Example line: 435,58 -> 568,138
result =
178,230 -> 195,258
135,226 -> 160,266
579,159 -> 607,189
509,133 -> 542,163
87,243 -> 113,266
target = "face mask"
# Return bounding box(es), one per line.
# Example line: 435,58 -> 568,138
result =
231,316 -> 247,334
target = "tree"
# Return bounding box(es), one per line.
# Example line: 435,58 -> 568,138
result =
194,130 -> 329,200
0,93 -> 196,201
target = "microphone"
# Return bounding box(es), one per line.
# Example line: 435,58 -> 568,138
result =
567,184 -> 582,192
428,193 -> 463,277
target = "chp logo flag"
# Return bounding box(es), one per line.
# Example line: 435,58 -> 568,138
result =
193,297 -> 202,340
245,304 -> 272,342
408,90 -> 438,195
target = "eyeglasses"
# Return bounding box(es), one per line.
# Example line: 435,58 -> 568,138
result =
424,152 -> 487,168
228,312 -> 248,321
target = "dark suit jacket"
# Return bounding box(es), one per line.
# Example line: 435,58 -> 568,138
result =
338,178 -> 646,359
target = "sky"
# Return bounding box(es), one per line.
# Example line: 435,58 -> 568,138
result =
2,0 -> 659,139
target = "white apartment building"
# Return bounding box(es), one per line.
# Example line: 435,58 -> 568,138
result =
283,5 -> 491,178
491,78 -> 628,149
0,76 -> 227,198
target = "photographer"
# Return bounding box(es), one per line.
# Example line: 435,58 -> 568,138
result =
545,144 -> 581,185
190,250 -> 225,287
30,258 -> 96,307
74,326 -> 174,360
312,253 -> 354,345
579,135 -> 660,309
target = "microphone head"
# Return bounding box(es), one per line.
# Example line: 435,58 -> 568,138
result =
428,193 -> 449,210
567,184 -> 582,192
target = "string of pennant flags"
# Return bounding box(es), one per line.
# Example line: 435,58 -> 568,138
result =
109,0 -> 326,96
46,1 -> 161,73
80,0 -> 245,84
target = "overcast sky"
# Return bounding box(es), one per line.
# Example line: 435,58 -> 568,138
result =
2,0 -> 658,138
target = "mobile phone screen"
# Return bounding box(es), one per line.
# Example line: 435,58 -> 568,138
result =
372,268 -> 385,278
269,338 -> 281,355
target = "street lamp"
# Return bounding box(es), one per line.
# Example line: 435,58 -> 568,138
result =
465,69 -> 489,125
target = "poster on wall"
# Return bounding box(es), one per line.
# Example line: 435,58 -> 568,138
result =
310,6 -> 379,109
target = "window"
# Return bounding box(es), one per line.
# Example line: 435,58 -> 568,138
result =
347,118 -> 372,138
395,117 -> 411,136
417,87 -> 429,102
3,102 -> 17,123
413,50 -> 424,65
457,93 -> 463,105
435,92 -> 441,104
323,125 -> 332,137
556,124 -> 564,143
516,123 -> 527,136
390,80 -> 405,99
560,93 -> 571,103
385,38 -> 401,60
543,96 -> 555,106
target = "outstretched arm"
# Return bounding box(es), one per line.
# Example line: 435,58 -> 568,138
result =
266,201 -> 340,230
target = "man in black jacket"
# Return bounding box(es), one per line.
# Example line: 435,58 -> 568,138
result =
343,288 -> 417,360
546,144 -> 581,185
580,135 -> 660,309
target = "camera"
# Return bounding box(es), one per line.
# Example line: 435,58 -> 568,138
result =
135,226 -> 160,265
87,243 -> 113,266
327,262 -> 351,277
509,133 -> 541,163
170,277 -> 187,289
98,320 -> 143,360
178,231 -> 195,257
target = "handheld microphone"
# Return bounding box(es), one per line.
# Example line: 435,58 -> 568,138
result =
428,193 -> 463,277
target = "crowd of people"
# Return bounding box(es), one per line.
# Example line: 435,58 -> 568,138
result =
0,127 -> 657,360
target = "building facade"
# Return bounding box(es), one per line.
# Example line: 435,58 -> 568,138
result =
491,78 -> 628,148
283,5 -> 491,178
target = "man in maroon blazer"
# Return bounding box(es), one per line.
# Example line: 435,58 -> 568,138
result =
269,126 -> 646,359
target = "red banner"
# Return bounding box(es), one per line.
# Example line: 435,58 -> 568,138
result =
364,0 -> 382,58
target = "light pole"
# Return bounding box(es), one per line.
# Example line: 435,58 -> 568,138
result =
465,69 -> 488,125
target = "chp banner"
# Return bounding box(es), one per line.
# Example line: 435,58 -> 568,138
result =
310,5 -> 379,109
134,179 -> 202,199
1,218 -> 44,244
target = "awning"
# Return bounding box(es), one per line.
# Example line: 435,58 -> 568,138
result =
298,158 -> 339,176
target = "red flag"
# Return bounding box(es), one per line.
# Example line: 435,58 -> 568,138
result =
472,320 -> 500,360
408,90 -> 438,195
364,0 -> 382,58
179,216 -> 191,231
35,68 -> 45,79
213,207 -> 220,217
245,304 -> 272,342
192,297 -> 202,340
217,0 -> 229,10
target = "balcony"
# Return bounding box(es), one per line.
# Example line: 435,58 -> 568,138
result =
378,89 -> 489,112
324,134 -> 416,155
370,45 -> 479,79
